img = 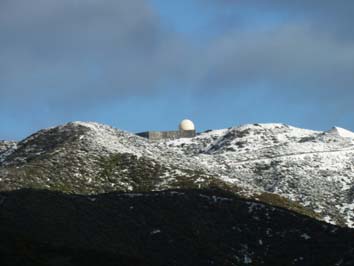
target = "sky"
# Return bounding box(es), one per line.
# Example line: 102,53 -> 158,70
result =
1,0 -> 354,140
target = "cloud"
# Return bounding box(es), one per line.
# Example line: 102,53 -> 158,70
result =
183,0 -> 354,107
202,0 -> 354,38
0,0 -> 354,115
0,0 -> 189,107
200,24 -> 354,95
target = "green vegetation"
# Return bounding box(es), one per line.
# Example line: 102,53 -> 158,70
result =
98,153 -> 165,191
257,192 -> 320,220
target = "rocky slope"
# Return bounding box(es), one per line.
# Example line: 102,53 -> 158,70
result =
0,122 -> 216,194
0,141 -> 17,158
165,124 -> 354,227
1,188 -> 354,266
1,122 -> 354,227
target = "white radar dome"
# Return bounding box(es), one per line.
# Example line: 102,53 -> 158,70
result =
179,119 -> 195,131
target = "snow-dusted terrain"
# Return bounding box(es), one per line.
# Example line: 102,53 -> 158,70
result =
1,122 -> 354,227
165,124 -> 354,227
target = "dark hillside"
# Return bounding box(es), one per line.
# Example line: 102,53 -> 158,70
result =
0,188 -> 353,266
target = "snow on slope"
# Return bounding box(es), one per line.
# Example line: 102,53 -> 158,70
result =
327,126 -> 354,139
164,123 -> 354,227
0,122 -> 219,193
0,141 -> 17,163
2,122 -> 354,227
70,122 -> 213,174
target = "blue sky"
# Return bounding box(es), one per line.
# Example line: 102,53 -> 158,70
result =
0,0 -> 354,140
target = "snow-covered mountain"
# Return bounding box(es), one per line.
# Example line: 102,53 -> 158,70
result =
1,122 -> 354,227
166,123 -> 354,227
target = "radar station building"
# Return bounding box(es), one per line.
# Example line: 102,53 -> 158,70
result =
137,119 -> 196,140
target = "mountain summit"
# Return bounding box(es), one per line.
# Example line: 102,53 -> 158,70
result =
1,122 -> 354,265
1,122 -> 354,227
327,126 -> 354,138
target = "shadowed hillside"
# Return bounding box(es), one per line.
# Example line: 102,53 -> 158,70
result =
0,188 -> 353,266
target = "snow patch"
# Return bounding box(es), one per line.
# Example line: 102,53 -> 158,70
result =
327,127 -> 354,139
300,233 -> 311,240
150,229 -> 161,235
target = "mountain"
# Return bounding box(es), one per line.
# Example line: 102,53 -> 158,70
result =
166,123 -> 354,227
0,122 -> 216,194
1,121 -> 354,265
328,126 -> 354,138
1,121 -> 354,228
1,188 -> 354,266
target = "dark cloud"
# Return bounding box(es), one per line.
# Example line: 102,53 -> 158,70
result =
201,25 -> 354,92
0,0 -> 190,107
191,1 -> 354,104
203,0 -> 354,38
0,0 -> 354,114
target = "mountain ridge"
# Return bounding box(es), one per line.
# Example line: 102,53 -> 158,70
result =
1,121 -> 354,227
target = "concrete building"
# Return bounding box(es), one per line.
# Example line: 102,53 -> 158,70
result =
137,119 -> 196,140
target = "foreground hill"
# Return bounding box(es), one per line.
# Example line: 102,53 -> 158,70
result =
1,122 -> 354,227
1,188 -> 353,266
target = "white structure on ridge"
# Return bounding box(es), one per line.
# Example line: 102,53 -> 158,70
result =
137,119 -> 196,140
179,119 -> 195,131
